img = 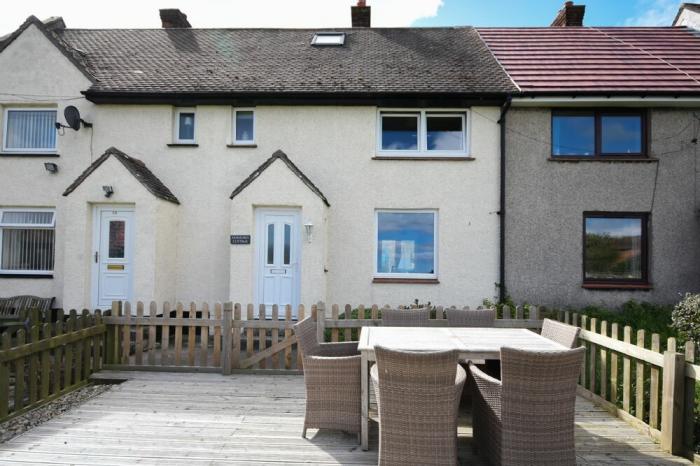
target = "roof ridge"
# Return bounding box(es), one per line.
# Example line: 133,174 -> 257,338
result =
589,26 -> 700,88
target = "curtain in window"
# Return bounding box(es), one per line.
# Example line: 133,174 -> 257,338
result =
1,211 -> 54,225
5,110 -> 57,150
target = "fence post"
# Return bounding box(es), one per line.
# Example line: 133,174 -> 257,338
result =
106,301 -> 120,364
316,301 -> 326,344
683,341 -> 695,453
232,303 -> 241,370
222,302 -> 233,375
661,350 -> 685,454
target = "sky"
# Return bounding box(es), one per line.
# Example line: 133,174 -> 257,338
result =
0,0 -> 684,36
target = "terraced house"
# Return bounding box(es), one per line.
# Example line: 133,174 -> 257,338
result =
0,1 -> 698,312
0,4 -> 514,312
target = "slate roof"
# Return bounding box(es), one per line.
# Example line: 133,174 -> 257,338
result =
230,150 -> 330,207
477,27 -> 700,95
63,147 -> 180,204
49,27 -> 516,96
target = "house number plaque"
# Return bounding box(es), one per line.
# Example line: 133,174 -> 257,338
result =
230,235 -> 251,245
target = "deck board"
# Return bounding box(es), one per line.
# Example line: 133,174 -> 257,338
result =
0,371 -> 691,465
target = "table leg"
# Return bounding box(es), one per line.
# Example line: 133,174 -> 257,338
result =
361,352 -> 369,450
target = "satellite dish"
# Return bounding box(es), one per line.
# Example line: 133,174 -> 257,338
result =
64,106 -> 82,131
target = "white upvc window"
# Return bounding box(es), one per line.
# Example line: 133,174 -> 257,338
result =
376,109 -> 469,157
173,107 -> 196,144
232,108 -> 255,145
2,108 -> 57,153
0,208 -> 56,275
374,209 -> 438,279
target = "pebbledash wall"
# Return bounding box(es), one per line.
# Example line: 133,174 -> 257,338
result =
0,23 -> 502,310
505,105 -> 700,308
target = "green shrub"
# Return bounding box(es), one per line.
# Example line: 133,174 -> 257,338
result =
672,293 -> 700,349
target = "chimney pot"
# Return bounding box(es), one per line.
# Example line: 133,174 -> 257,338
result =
159,9 -> 191,28
351,1 -> 371,27
550,1 -> 585,27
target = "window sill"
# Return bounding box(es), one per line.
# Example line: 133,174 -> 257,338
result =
373,278 -> 439,284
227,144 -> 258,148
0,273 -> 53,279
548,157 -> 657,163
582,282 -> 652,290
372,156 -> 474,161
167,143 -> 199,147
0,152 -> 59,157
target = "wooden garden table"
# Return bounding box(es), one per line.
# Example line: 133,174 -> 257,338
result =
357,326 -> 566,450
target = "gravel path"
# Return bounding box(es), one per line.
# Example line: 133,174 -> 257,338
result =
0,383 -> 113,444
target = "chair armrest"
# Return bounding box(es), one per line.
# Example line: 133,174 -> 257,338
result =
303,355 -> 362,384
469,362 -> 502,419
318,341 -> 359,357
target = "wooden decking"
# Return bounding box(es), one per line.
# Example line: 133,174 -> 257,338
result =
0,371 -> 692,465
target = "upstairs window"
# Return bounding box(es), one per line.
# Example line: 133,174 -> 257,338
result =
552,110 -> 646,158
583,212 -> 648,285
174,108 -> 196,144
233,109 -> 255,145
378,110 -> 468,157
0,208 -> 55,274
2,108 -> 57,152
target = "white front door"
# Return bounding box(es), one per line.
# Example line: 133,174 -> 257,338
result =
256,209 -> 301,317
92,207 -> 134,310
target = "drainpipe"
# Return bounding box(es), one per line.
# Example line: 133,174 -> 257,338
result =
497,95 -> 512,303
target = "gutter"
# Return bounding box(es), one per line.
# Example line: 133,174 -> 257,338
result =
497,95 -> 512,304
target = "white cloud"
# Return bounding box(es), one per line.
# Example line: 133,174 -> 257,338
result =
0,0 -> 443,36
624,0 -> 678,26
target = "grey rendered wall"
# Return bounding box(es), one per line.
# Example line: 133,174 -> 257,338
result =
505,107 -> 700,308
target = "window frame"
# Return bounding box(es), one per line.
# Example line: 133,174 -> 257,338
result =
551,109 -> 648,159
173,107 -> 196,144
376,109 -> 469,158
582,211 -> 649,286
311,32 -> 346,46
0,207 -> 56,275
232,108 -> 256,145
374,209 -> 438,280
2,107 -> 58,153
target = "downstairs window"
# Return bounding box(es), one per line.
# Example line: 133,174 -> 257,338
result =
0,209 -> 55,275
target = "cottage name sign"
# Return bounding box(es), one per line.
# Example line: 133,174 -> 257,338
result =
230,235 -> 251,245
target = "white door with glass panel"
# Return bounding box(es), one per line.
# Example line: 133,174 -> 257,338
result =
93,207 -> 134,309
256,209 -> 300,317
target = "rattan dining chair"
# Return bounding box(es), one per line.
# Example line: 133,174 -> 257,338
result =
293,317 -> 362,439
541,318 -> 581,348
370,346 -> 466,466
470,346 -> 585,466
380,308 -> 431,327
445,307 -> 497,327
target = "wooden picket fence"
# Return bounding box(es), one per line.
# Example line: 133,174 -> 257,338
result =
101,301 -> 544,374
0,310 -> 106,422
556,311 -> 699,459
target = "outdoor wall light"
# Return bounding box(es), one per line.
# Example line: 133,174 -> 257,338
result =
43,162 -> 58,174
304,222 -> 314,244
102,185 -> 114,198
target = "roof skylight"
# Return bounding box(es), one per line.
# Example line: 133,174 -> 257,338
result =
311,32 -> 346,46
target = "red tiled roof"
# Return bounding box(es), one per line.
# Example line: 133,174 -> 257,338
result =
477,27 -> 700,94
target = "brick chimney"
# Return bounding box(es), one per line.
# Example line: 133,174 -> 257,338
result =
550,1 -> 585,27
159,9 -> 191,28
351,0 -> 371,28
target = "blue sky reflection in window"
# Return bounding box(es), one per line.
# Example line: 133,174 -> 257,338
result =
377,212 -> 435,274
